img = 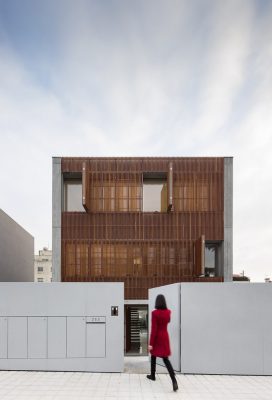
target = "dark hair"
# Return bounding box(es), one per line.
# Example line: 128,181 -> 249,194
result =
155,294 -> 167,310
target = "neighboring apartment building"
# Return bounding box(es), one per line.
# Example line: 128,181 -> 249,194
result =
0,209 -> 34,282
34,247 -> 52,282
52,157 -> 233,354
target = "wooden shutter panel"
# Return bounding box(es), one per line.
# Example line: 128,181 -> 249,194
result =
82,161 -> 89,212
194,234 -> 205,276
167,162 -> 173,212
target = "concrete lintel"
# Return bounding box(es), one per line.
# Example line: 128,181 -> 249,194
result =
124,300 -> 148,305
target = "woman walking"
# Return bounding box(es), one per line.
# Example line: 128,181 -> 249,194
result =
147,294 -> 178,391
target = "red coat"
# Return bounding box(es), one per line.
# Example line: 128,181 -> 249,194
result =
149,309 -> 171,357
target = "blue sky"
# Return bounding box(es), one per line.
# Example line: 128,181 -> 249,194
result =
0,0 -> 272,281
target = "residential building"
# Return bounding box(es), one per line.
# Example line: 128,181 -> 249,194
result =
0,209 -> 34,281
34,247 -> 52,282
52,157 -> 233,354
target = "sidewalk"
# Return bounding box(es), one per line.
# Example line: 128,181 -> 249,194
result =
0,358 -> 272,400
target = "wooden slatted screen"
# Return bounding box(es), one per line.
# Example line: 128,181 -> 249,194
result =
61,157 -> 224,299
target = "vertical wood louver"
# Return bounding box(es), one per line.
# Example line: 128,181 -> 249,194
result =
82,161 -> 89,212
168,161 -> 173,212
194,234 -> 205,276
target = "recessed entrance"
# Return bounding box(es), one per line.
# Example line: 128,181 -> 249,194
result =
124,305 -> 148,355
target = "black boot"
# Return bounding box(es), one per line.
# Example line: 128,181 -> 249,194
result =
163,357 -> 179,391
172,378 -> 178,391
147,355 -> 156,381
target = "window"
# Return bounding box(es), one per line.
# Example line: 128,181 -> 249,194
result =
91,181 -> 141,212
65,243 -> 88,278
147,246 -> 156,275
37,278 -> 43,282
116,183 -> 129,211
38,267 -> 43,272
143,173 -> 167,212
91,244 -> 102,276
63,180 -> 85,211
205,243 -> 218,277
173,177 -> 209,212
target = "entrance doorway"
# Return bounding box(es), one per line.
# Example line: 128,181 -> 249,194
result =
125,305 -> 148,355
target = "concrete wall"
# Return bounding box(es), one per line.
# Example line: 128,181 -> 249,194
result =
149,284 -> 181,372
52,157 -> 62,282
223,157 -> 233,281
0,282 -> 124,372
0,209 -> 34,282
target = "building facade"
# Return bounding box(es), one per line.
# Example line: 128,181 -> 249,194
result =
0,209 -> 34,282
52,157 -> 233,354
52,157 -> 233,295
34,247 -> 52,282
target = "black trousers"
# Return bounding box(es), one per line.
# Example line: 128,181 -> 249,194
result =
151,355 -> 176,382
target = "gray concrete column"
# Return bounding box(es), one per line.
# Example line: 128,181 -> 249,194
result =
223,157 -> 233,281
52,157 -> 62,282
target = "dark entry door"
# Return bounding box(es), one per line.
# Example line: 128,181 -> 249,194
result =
125,305 -> 148,355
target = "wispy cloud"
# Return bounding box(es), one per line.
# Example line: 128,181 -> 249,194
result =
0,0 -> 271,280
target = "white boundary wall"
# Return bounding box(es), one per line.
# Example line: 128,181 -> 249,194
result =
181,282 -> 272,375
149,283 -> 272,375
0,283 -> 124,372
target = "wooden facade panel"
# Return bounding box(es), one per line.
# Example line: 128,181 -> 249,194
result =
61,157 -> 225,299
62,157 -> 224,174
62,212 -> 223,241
61,238 -> 222,299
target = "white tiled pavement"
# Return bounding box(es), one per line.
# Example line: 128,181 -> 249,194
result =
1,358 -> 272,400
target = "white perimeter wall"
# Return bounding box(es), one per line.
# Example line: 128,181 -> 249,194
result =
149,282 -> 272,375
0,283 -> 124,372
181,282 -> 272,375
